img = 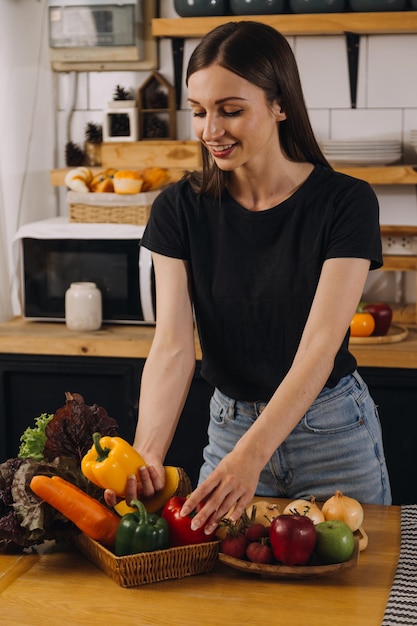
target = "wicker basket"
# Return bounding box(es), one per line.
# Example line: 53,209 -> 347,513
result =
67,190 -> 160,225
72,533 -> 219,587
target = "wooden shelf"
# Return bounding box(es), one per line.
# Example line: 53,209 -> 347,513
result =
335,165 -> 417,185
152,12 -> 417,39
153,12 -> 417,108
382,255 -> 417,272
50,164 -> 417,187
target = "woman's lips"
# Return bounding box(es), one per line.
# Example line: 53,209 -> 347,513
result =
207,143 -> 236,158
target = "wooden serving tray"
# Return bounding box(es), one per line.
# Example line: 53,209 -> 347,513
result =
218,538 -> 359,579
349,324 -> 408,345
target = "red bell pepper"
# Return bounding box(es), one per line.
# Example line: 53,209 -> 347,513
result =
161,496 -> 217,547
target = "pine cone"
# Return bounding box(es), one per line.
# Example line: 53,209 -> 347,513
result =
65,141 -> 85,167
113,85 -> 133,101
144,115 -> 168,139
85,122 -> 102,144
145,86 -> 168,109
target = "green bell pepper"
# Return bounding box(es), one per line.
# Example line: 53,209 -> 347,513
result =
115,499 -> 169,556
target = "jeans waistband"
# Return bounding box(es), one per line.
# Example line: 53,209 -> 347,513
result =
213,387 -> 267,418
213,371 -> 361,417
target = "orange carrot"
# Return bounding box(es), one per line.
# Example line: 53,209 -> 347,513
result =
30,475 -> 120,548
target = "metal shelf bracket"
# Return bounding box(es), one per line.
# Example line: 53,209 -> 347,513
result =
345,32 -> 360,109
172,37 -> 185,110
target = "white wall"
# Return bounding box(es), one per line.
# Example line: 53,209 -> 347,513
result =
1,0 -> 57,318
4,2 -> 417,308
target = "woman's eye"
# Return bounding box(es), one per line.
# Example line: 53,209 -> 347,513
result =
192,111 -> 206,118
224,109 -> 243,117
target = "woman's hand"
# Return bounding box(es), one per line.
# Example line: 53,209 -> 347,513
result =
179,449 -> 261,535
104,462 -> 165,508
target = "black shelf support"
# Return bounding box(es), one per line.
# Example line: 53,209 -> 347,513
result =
172,37 -> 185,110
172,32 -> 361,111
345,32 -> 360,109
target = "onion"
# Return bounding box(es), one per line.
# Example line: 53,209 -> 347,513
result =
244,500 -> 281,527
282,496 -> 325,525
321,490 -> 364,532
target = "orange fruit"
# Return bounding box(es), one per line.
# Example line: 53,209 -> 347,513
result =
350,312 -> 375,337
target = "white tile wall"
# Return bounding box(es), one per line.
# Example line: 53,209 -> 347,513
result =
295,36 -> 351,109
55,23 -> 417,302
376,185 -> 417,225
367,35 -> 417,109
329,108 -> 403,141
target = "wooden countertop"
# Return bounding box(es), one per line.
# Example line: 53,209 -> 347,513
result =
0,317 -> 201,361
1,317 -> 417,369
0,499 -> 400,626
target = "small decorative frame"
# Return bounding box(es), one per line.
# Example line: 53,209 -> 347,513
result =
102,101 -> 139,142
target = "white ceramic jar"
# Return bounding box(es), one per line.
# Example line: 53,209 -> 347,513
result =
65,282 -> 102,331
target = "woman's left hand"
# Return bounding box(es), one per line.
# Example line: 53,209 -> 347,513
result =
179,449 -> 261,535
104,464 -> 165,508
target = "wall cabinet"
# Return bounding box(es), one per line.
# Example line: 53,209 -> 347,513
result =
0,350 -> 415,504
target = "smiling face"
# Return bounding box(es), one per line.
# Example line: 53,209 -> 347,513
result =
187,64 -> 286,174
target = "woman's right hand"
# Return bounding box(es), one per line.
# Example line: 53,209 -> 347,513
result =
104,462 -> 166,508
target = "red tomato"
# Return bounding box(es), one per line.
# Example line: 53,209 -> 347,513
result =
246,541 -> 273,564
245,523 -> 269,542
221,533 -> 248,559
350,312 -> 375,337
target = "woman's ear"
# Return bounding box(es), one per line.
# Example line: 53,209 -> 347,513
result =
272,100 -> 287,122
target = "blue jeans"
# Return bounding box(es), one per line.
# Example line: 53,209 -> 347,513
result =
199,371 -> 392,505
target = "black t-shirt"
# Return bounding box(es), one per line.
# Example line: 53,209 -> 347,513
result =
141,165 -> 382,401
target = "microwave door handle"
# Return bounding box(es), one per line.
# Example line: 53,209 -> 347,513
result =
138,245 -> 155,322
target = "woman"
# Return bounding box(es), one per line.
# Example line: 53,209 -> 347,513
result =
105,21 -> 391,535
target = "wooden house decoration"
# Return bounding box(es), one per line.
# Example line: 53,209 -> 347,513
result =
138,72 -> 176,140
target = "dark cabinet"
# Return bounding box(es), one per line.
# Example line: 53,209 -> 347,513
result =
0,354 -> 141,463
0,354 -> 212,488
359,367 -> 417,506
0,352 -> 415,503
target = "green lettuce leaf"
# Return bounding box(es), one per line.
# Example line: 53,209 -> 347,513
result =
18,413 -> 54,460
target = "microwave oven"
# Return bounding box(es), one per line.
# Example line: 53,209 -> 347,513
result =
13,217 -> 155,324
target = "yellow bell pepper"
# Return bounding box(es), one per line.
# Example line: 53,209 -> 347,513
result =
81,432 -> 146,497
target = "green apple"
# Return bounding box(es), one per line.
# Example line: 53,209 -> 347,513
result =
314,520 -> 355,564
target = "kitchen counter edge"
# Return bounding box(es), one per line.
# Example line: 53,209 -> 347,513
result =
1,317 -> 417,368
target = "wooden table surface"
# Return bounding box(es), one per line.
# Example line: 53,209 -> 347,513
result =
1,316 -> 417,369
0,499 -> 400,626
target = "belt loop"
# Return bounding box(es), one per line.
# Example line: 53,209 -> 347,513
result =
255,401 -> 266,417
228,398 -> 236,420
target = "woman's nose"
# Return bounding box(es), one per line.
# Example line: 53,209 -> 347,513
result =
202,115 -> 224,141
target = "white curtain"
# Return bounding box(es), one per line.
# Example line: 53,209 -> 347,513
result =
0,182 -> 12,322
0,0 -> 57,322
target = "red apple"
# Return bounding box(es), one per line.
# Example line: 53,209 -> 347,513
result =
363,302 -> 393,336
269,514 -> 316,565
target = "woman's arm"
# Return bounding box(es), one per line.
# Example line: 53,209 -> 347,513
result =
123,252 -> 196,501
181,256 -> 371,533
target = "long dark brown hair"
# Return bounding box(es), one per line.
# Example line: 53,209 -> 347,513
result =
185,21 -> 331,198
